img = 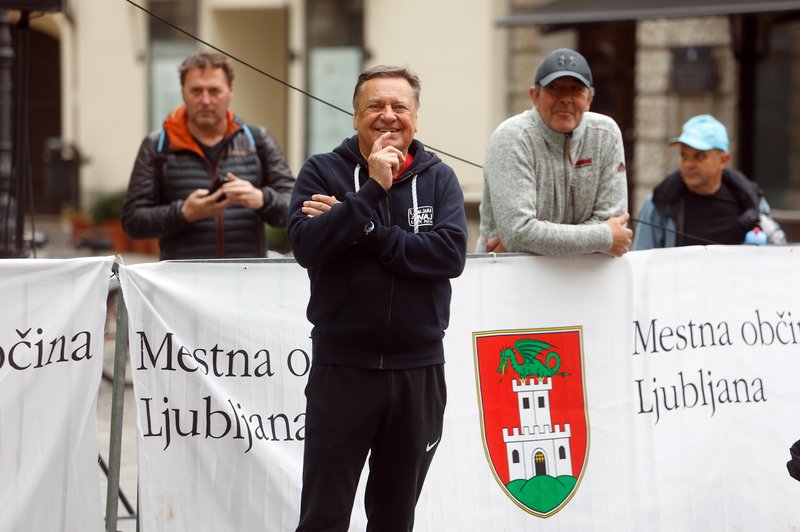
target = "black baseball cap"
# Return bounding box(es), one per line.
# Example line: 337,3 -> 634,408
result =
535,48 -> 593,88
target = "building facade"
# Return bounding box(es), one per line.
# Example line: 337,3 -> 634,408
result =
504,0 -> 800,239
4,0 -> 800,245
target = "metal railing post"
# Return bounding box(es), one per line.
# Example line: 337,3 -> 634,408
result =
105,271 -> 129,532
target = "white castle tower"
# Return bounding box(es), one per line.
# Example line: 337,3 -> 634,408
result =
502,377 -> 573,481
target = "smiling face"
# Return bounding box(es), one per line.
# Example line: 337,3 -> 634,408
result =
530,76 -> 593,134
353,77 -> 418,158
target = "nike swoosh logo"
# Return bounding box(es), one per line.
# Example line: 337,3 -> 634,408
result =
426,438 -> 440,452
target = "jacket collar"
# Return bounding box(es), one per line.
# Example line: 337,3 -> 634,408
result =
530,106 -> 586,150
162,105 -> 240,156
335,136 -> 440,183
651,171 -> 686,212
652,167 -> 762,229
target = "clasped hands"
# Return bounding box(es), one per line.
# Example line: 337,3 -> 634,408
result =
485,213 -> 633,257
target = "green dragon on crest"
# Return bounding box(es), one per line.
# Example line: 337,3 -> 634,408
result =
497,338 -> 570,384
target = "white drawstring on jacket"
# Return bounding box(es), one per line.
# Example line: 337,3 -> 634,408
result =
353,163 -> 419,234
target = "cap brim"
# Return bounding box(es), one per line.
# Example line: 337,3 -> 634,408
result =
539,71 -> 592,88
669,135 -> 716,151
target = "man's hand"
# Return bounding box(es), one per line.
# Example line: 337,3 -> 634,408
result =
222,172 -> 265,210
604,213 -> 633,257
302,194 -> 340,218
181,187 -> 230,223
367,131 -> 405,191
485,236 -> 508,253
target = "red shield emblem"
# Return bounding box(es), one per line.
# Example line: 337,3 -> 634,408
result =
473,327 -> 588,517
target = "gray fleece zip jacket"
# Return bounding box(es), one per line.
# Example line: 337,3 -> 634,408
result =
476,107 -> 628,255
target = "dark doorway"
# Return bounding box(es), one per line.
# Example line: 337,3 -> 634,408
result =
578,21 -> 636,209
11,24 -> 62,214
534,450 -> 547,476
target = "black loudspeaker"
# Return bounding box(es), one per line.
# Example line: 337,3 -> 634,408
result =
0,0 -> 63,11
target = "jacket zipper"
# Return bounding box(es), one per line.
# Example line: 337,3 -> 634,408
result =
210,132 -> 240,258
379,192 -> 394,369
208,156 -> 225,258
564,135 -> 572,222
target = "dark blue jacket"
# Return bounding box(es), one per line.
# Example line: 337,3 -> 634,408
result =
287,136 -> 467,369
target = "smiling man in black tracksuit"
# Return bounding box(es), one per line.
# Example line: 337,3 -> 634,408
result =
287,65 -> 467,532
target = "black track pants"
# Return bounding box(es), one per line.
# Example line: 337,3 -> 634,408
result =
296,363 -> 447,532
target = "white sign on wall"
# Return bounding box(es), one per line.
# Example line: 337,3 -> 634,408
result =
307,47 -> 362,157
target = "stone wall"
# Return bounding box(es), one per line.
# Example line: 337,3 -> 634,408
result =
503,10 -> 739,216
633,17 -> 737,213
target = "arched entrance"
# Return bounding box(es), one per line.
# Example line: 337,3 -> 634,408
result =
534,450 -> 547,476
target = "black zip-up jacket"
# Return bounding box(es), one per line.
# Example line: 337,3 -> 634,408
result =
122,106 -> 295,260
652,167 -> 762,235
287,136 -> 468,369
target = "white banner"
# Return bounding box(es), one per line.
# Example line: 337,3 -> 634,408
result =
120,260 -> 313,532
120,247 -> 800,531
624,246 -> 800,529
0,257 -> 114,532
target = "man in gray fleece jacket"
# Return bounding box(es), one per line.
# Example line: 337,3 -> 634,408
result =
476,48 -> 632,256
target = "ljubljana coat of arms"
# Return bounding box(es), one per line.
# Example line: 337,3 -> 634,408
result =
473,327 -> 589,517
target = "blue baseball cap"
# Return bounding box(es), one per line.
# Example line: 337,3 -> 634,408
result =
535,48 -> 593,88
670,114 -> 730,151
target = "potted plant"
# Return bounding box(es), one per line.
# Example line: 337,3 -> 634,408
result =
87,190 -> 159,256
266,224 -> 291,255
88,190 -> 130,253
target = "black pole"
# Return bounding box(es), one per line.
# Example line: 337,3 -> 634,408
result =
0,10 -> 17,257
12,8 -> 29,257
97,454 -> 136,517
737,14 -> 757,180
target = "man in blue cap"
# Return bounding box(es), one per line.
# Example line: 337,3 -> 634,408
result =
633,114 -> 786,249
476,47 -> 632,257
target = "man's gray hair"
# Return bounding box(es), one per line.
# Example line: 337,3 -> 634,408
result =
179,52 -> 235,86
352,65 -> 421,108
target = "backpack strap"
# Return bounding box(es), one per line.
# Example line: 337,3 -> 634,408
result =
153,129 -> 169,205
156,129 -> 168,152
241,123 -> 257,147
242,123 -> 269,173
